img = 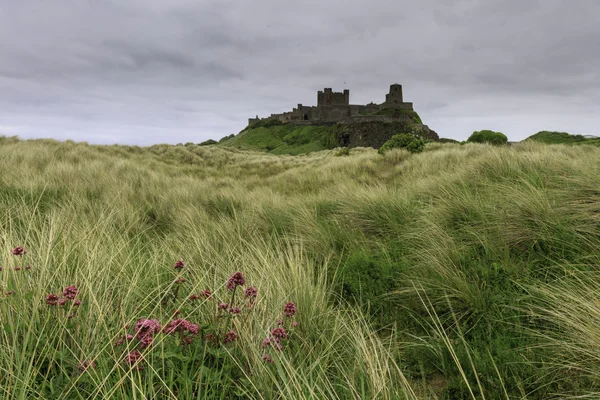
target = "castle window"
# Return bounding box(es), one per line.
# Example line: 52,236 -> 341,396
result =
304,114 -> 308,120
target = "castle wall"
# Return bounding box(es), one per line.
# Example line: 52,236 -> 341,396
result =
250,84 -> 414,126
378,102 -> 413,111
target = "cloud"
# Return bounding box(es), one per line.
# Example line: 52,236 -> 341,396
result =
1,0 -> 599,144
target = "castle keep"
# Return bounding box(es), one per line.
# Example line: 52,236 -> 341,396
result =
249,84 -> 414,125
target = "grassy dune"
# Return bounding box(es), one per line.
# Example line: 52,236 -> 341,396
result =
1,135 -> 600,399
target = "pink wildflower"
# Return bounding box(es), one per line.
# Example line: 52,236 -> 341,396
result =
163,319 -> 187,334
200,289 -> 212,299
139,335 -> 154,349
6,290 -> 14,296
218,302 -> 229,310
12,246 -> 27,256
175,277 -> 186,284
73,300 -> 82,306
14,266 -> 21,271
262,354 -> 274,364
229,307 -> 241,315
293,321 -> 299,328
125,350 -> 143,366
174,260 -> 185,269
57,298 -> 68,306
277,319 -> 283,326
224,330 -> 238,343
76,360 -> 97,372
261,337 -> 271,348
271,327 -> 287,339
134,318 -> 161,342
189,294 -> 200,301
46,293 -> 59,306
262,336 -> 282,351
226,272 -> 245,291
283,302 -> 297,318
25,265 -> 31,270
63,285 -> 79,300
245,286 -> 258,299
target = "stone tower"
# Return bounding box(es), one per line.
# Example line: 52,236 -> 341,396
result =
385,83 -> 404,104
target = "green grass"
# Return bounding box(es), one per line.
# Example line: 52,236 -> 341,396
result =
221,124 -> 340,155
2,135 -> 600,398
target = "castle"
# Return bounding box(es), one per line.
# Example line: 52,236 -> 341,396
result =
249,84 -> 414,125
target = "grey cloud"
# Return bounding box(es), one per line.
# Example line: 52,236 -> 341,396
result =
1,0 -> 599,144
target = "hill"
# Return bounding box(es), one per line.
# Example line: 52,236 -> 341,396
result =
220,109 -> 438,155
526,130 -> 600,146
2,136 -> 600,398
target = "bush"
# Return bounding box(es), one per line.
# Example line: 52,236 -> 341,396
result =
335,147 -> 350,157
378,133 -> 425,154
199,139 -> 218,146
467,130 -> 508,145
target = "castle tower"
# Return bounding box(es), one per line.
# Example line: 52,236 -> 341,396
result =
385,83 -> 403,104
317,88 -> 350,106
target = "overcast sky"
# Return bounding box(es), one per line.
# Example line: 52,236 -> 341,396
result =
1,0 -> 599,145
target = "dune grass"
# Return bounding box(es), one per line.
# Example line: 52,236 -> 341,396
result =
1,135 -> 600,398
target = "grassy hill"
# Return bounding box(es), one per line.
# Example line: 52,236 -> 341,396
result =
219,110 -> 426,155
526,130 -> 600,146
220,122 -> 339,155
2,135 -> 600,398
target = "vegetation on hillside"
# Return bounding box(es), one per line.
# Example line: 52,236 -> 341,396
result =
527,130 -> 600,146
221,123 -> 341,155
466,130 -> 508,145
378,133 -> 425,154
1,135 -> 600,398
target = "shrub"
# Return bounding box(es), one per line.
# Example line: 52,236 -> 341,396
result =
467,130 -> 508,145
199,139 -> 218,146
335,147 -> 350,157
378,133 -> 425,154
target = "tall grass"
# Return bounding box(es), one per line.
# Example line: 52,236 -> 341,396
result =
1,135 -> 600,398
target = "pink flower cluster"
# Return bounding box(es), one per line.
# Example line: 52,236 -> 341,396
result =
76,360 -> 97,373
245,286 -> 258,299
224,330 -> 238,343
134,318 -> 161,348
125,350 -> 143,369
189,289 -> 211,301
226,272 -> 245,291
164,318 -> 199,345
45,285 -> 81,309
12,246 -> 27,256
174,260 -> 185,269
283,302 -> 297,318
261,301 -> 299,363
